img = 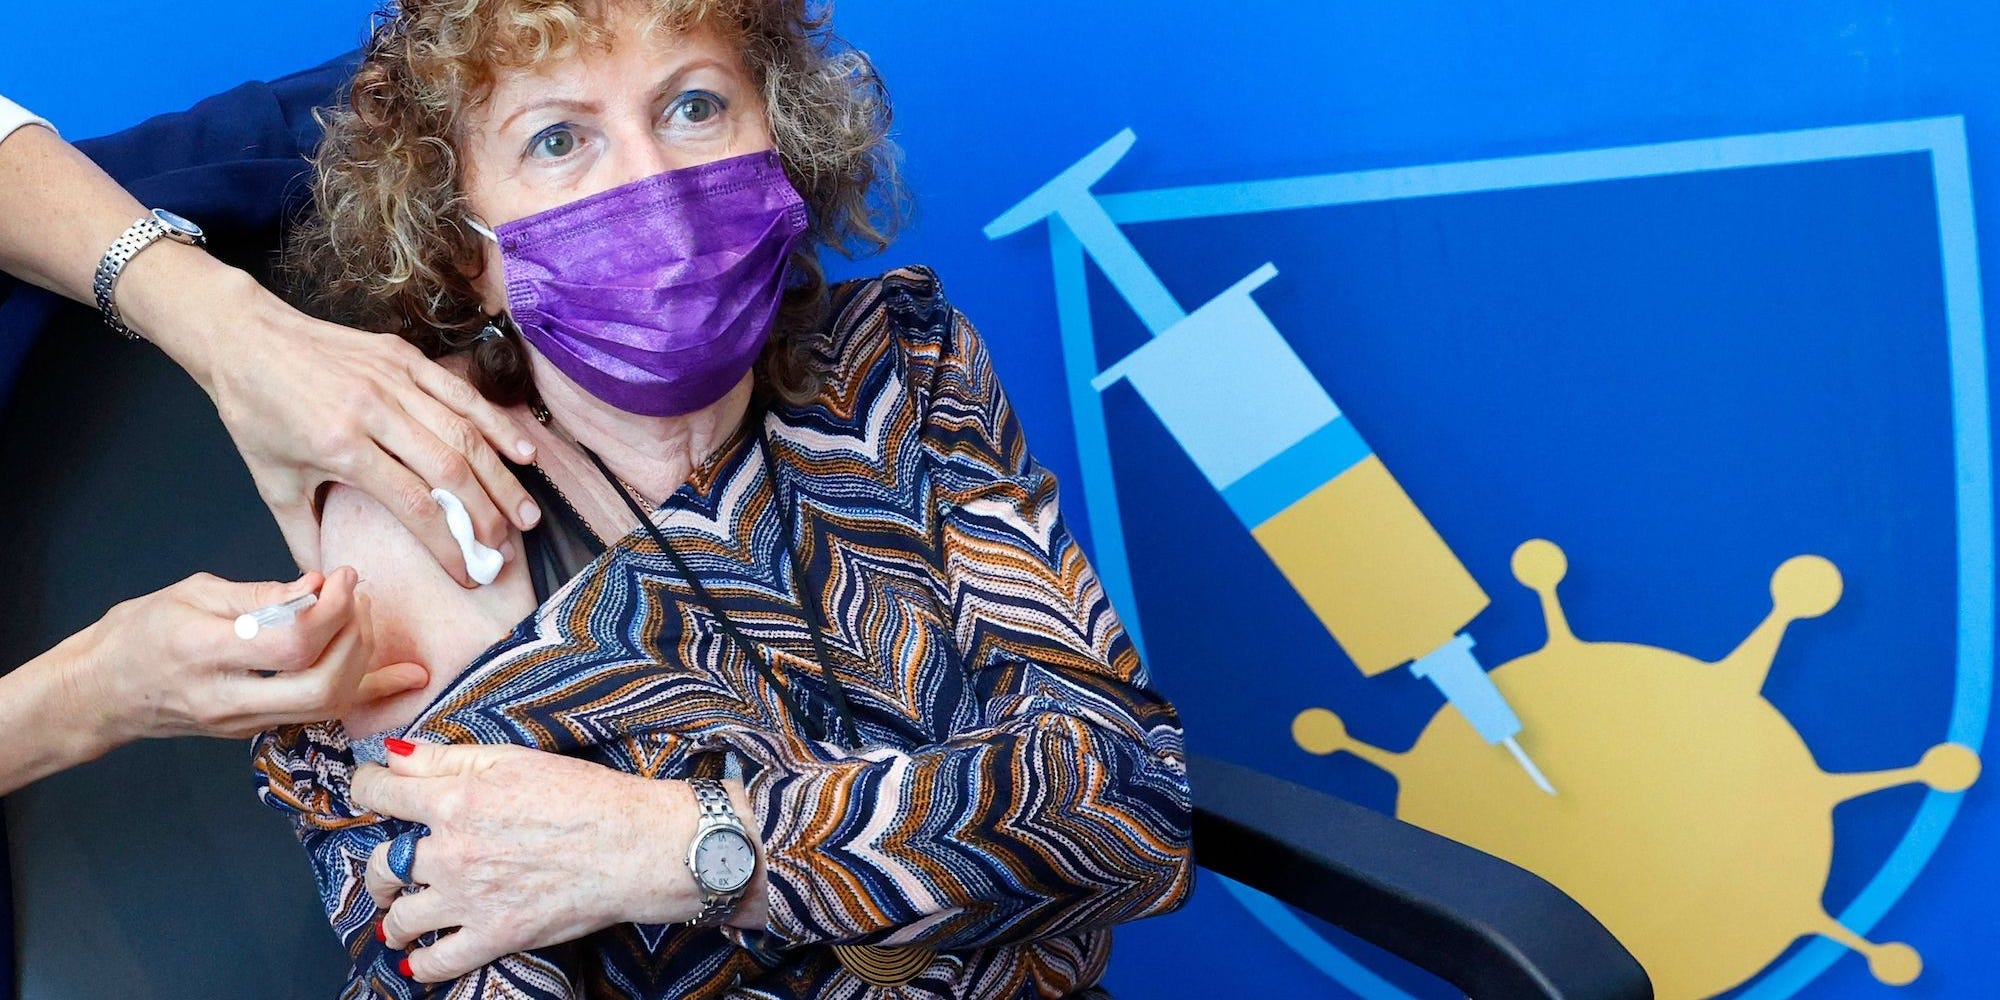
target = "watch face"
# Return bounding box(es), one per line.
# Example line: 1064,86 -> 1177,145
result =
151,208 -> 204,240
693,828 -> 756,894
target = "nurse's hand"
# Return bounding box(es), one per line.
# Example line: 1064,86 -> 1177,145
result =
83,567 -> 427,742
178,274 -> 542,587
0,123 -> 537,587
0,567 -> 429,798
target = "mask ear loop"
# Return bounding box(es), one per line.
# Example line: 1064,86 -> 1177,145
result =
466,214 -> 514,347
464,215 -> 500,244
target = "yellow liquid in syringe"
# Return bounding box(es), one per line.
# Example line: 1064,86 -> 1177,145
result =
1254,455 -> 1488,676
1099,263 -> 1491,676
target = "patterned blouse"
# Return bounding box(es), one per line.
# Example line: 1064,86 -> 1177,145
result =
252,267 -> 1194,999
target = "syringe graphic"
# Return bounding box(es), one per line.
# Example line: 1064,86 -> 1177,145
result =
987,130 -> 1555,794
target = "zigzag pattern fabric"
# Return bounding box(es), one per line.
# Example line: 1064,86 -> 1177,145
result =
253,267 -> 1194,999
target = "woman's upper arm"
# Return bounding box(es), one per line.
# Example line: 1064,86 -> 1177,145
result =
319,483 -> 536,735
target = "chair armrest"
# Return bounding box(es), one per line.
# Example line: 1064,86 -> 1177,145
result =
1188,753 -> 1651,1000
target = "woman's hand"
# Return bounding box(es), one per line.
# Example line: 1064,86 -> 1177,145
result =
76,566 -> 427,744
182,275 -> 542,587
348,740 -> 767,982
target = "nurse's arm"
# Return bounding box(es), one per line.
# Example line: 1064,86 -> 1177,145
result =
0,105 -> 542,587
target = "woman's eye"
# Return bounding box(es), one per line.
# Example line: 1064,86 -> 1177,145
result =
529,126 -> 579,159
682,96 -> 717,123
670,92 -> 725,127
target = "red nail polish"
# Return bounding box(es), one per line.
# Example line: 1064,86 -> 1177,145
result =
399,958 -> 414,978
375,920 -> 387,943
385,738 -> 415,757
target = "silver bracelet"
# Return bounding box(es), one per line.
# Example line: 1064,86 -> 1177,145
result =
92,208 -> 207,341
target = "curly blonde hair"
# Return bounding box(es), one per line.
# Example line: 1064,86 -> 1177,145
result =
284,0 -> 902,406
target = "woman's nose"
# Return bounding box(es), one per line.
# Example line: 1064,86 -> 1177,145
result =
605,129 -> 686,186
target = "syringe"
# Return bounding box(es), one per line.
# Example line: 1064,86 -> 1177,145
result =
235,591 -> 319,640
987,130 -> 1555,794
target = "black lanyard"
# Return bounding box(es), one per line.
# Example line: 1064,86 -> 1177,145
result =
580,425 -> 863,748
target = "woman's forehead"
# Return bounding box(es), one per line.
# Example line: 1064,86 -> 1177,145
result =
468,15 -> 744,117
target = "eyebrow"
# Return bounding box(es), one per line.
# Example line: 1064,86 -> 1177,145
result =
496,57 -> 737,135
500,97 -> 601,136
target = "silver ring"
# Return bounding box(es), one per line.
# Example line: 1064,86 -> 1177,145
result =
386,830 -> 423,887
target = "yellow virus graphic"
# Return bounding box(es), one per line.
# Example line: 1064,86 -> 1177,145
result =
1292,540 -> 1981,1000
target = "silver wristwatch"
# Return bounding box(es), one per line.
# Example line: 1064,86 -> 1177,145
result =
93,208 -> 207,341
685,778 -> 756,926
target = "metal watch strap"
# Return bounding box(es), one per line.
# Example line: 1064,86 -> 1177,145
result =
93,216 -> 169,341
688,778 -> 748,926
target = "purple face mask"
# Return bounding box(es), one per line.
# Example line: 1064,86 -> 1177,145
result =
479,149 -> 808,417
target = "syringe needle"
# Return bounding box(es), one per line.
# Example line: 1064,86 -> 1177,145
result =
1503,737 -> 1558,796
1410,636 -> 1557,795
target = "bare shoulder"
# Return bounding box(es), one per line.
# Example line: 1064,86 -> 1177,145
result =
320,482 -> 538,736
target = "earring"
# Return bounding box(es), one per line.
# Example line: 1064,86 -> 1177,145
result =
477,322 -> 506,343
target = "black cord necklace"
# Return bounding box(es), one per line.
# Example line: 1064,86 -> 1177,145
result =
572,411 -> 935,986
578,422 -> 863,748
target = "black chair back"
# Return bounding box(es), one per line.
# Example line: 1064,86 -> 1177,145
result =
0,304 -> 346,999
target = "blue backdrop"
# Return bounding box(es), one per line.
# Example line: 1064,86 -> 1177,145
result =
6,3 -> 1999,998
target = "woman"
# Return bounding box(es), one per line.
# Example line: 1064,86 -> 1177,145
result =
253,1 -> 1192,997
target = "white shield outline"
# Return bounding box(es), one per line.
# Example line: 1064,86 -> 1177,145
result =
1020,117 -> 1992,997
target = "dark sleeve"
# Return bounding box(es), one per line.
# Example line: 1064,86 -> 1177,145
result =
70,51 -> 357,231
